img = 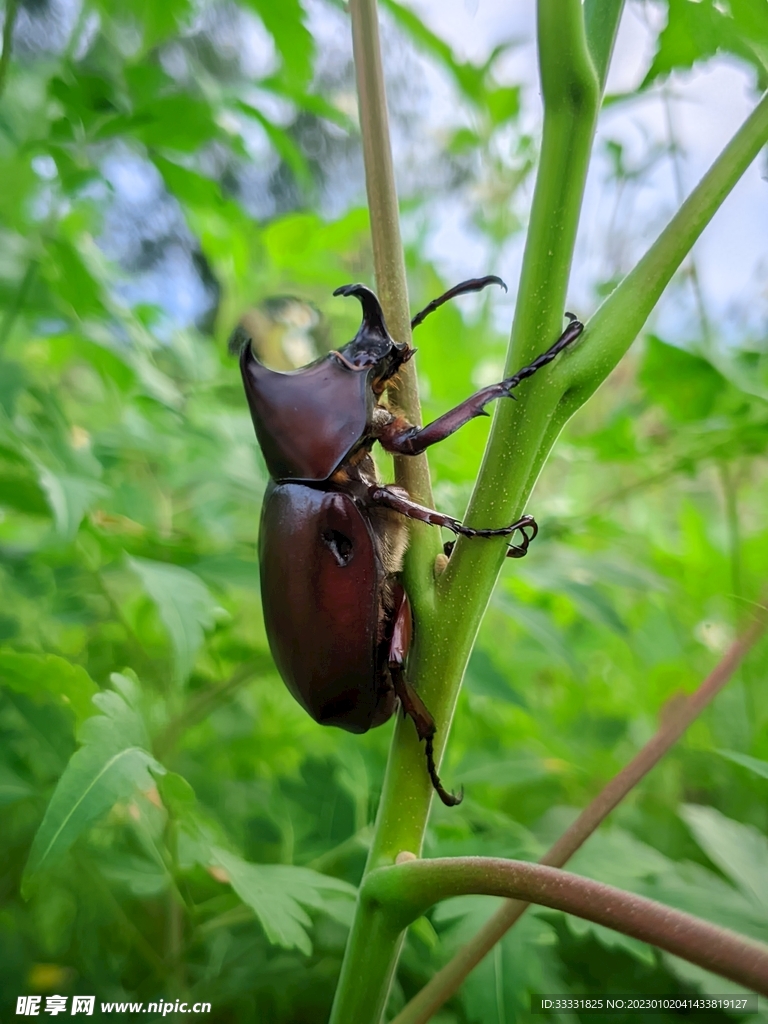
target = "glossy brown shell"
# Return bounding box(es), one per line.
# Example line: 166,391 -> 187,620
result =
240,347 -> 374,482
258,482 -> 396,733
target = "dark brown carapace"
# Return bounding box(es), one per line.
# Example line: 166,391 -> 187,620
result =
236,277 -> 583,806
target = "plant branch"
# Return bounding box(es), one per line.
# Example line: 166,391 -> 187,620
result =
349,0 -> 436,531
366,857 -> 768,996
584,0 -> 624,91
442,0 -> 598,596
553,90 -> 768,415
0,0 -> 19,100
392,601 -> 767,1024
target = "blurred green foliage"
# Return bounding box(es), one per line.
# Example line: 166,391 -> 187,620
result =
0,0 -> 766,1021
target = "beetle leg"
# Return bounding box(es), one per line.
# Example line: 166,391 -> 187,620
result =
376,315 -> 584,457
410,275 -> 507,330
388,587 -> 463,808
369,486 -> 538,558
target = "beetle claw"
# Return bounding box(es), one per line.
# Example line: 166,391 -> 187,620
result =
425,735 -> 464,807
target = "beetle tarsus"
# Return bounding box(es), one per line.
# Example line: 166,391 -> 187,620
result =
425,734 -> 464,807
500,315 -> 584,394
391,662 -> 462,806
410,275 -> 508,330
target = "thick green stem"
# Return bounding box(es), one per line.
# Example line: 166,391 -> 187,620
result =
441,0 -> 598,596
364,858 -> 768,996
330,4 -> 600,1021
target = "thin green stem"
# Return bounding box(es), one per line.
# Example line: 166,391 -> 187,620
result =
0,0 -> 19,100
365,857 -> 768,996
329,4 -> 441,1017
584,0 -> 624,91
349,0 -> 438,571
719,463 -> 743,611
553,89 -> 768,416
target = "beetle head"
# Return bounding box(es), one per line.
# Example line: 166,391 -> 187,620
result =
333,284 -> 414,392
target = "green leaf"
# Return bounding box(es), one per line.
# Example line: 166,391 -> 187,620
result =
153,157 -> 228,211
0,650 -> 98,722
243,0 -> 314,89
23,675 -> 162,892
681,804 -> 768,911
234,102 -> 311,188
210,847 -> 356,955
717,749 -> 768,780
37,469 -> 107,541
41,239 -> 108,321
565,916 -> 655,966
639,335 -> 725,422
0,474 -> 50,516
465,648 -> 527,707
127,556 -> 223,683
0,764 -> 35,807
97,852 -> 169,897
497,594 -> 583,676
157,771 -> 196,817
486,85 -> 521,126
644,0 -> 768,87
122,96 -> 221,152
380,0 -> 487,104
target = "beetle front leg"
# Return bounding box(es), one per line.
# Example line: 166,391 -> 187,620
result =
369,486 -> 538,558
376,315 -> 584,457
388,587 -> 462,808
410,275 -> 507,330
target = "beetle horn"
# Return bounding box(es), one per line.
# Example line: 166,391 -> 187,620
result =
333,283 -> 390,339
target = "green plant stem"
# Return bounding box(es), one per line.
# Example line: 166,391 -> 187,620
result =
441,0 -> 598,596
552,89 -> 768,416
392,603 -> 767,1024
0,0 -> 19,100
364,857 -> 768,996
330,5 -> 601,1021
584,0 -> 623,90
349,0 -> 436,526
348,0 -> 442,882
719,463 -> 743,610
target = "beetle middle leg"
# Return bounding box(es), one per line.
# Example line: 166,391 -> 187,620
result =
388,586 -> 462,807
369,486 -> 538,558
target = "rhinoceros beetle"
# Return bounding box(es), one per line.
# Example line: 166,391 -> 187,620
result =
233,277 -> 582,806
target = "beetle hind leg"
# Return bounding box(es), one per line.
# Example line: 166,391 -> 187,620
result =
391,666 -> 463,807
388,587 -> 463,807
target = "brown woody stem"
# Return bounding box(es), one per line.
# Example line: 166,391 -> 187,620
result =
367,857 -> 768,996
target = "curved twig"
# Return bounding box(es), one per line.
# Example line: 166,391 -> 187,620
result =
391,603 -> 767,1024
367,857 -> 768,996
